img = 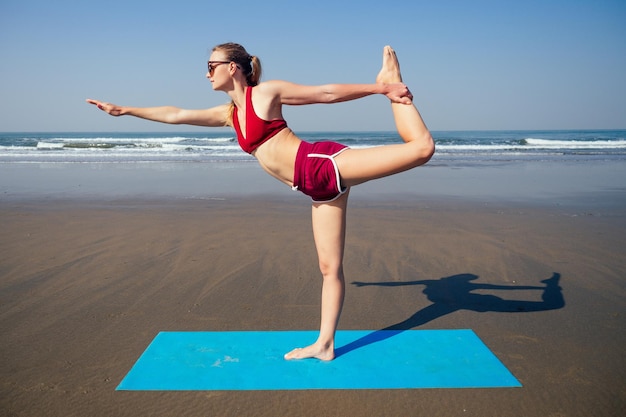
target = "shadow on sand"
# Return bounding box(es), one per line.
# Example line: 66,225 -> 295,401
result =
335,272 -> 564,358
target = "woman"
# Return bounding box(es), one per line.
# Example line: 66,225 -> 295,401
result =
87,43 -> 434,361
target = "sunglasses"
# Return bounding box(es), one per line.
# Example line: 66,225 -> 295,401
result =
207,61 -> 231,75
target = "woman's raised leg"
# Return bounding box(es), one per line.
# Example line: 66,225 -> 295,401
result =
336,46 -> 435,187
284,192 -> 349,361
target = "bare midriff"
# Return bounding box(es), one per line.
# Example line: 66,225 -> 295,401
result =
251,127 -> 301,187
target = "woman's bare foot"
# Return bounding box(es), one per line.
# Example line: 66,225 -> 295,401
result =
376,45 -> 403,84
284,342 -> 335,361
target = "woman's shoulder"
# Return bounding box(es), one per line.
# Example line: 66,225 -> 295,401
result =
250,81 -> 287,104
255,80 -> 298,93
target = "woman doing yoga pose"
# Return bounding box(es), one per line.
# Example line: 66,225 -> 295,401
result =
87,43 -> 434,360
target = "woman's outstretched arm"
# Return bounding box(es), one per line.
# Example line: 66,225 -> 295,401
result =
259,80 -> 413,106
86,99 -> 231,127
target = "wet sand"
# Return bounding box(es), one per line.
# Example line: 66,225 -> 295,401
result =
1,161 -> 625,416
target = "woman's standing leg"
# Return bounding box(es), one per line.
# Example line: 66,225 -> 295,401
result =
284,192 -> 349,361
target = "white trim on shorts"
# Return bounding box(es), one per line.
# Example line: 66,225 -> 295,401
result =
305,147 -> 350,203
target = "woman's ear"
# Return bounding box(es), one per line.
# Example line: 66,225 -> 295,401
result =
229,62 -> 238,75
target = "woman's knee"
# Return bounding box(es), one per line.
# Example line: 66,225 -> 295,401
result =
407,134 -> 435,165
318,259 -> 344,279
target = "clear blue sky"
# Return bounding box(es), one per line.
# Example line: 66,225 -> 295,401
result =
1,0 -> 624,132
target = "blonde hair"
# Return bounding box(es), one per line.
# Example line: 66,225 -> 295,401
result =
212,43 -> 262,126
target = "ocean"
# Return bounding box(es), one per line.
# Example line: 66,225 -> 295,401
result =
1,130 -> 625,164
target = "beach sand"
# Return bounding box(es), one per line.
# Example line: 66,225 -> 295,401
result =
1,162 -> 625,416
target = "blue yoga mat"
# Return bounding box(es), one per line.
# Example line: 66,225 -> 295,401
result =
117,330 -> 521,390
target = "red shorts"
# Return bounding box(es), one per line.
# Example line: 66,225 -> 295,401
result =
293,141 -> 349,202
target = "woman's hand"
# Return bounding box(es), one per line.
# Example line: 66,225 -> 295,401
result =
382,83 -> 413,105
86,99 -> 124,116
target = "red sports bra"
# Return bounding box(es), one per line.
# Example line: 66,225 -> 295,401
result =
233,86 -> 288,154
